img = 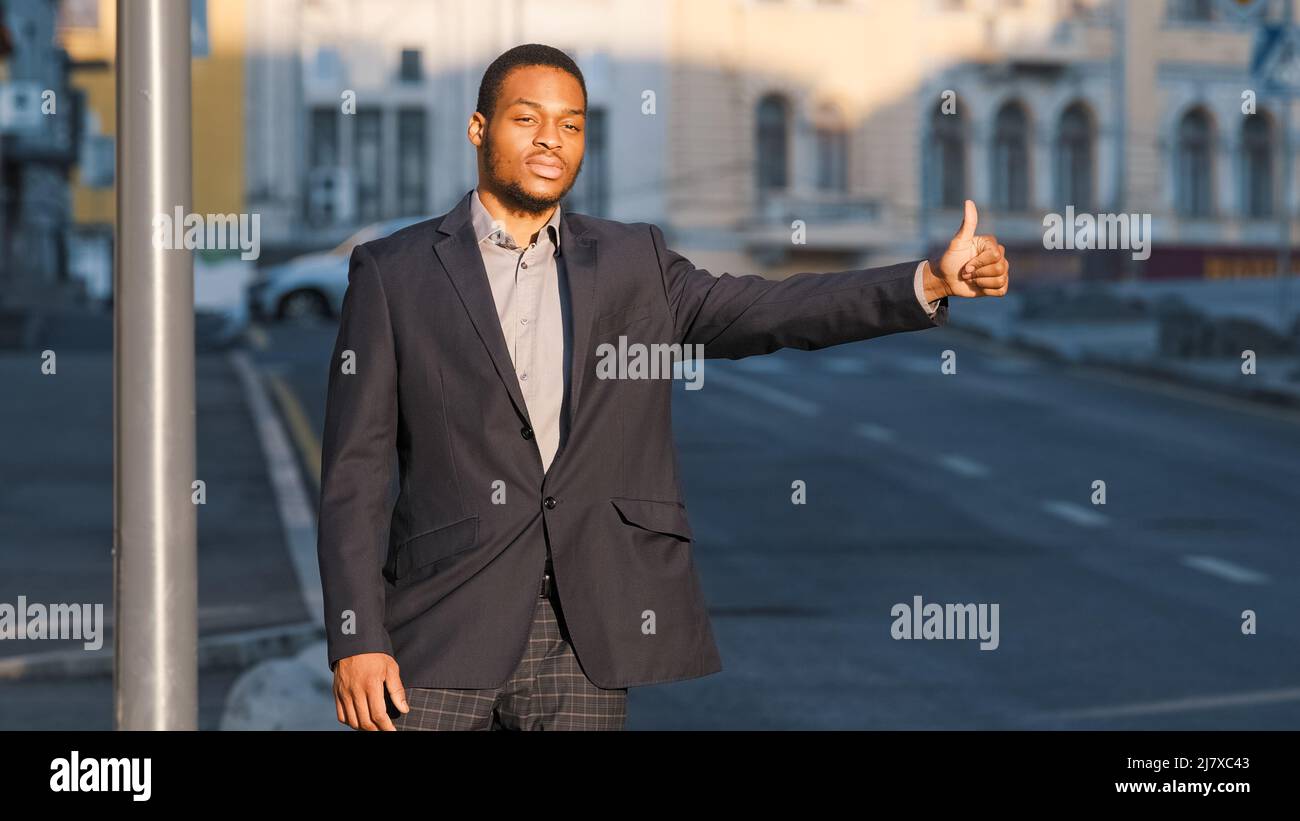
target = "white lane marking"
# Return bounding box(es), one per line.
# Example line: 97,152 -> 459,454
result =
983,357 -> 1038,375
1181,555 -> 1269,585
939,454 -> 990,478
852,422 -> 895,443
1041,500 -> 1110,527
705,367 -> 821,417
245,322 -> 270,351
230,351 -> 323,619
1040,686 -> 1300,722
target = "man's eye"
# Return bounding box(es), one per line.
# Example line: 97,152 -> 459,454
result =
564,124 -> 581,131
516,117 -> 535,123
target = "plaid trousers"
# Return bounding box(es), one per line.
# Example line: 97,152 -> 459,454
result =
386,573 -> 628,731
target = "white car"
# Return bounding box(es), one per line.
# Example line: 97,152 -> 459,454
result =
194,254 -> 255,349
247,216 -> 426,321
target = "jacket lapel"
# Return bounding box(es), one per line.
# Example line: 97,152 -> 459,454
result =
559,212 -> 597,424
432,191 -> 532,425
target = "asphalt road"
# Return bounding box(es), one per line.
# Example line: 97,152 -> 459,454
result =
242,316 -> 1300,729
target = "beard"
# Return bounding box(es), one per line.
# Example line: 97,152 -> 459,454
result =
481,125 -> 583,215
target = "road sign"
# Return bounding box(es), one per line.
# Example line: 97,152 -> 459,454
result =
1252,24 -> 1300,96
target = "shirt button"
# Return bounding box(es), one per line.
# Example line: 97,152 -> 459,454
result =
520,317 -> 528,325
521,426 -> 533,440
521,262 -> 528,269
543,496 -> 557,510
519,372 -> 528,380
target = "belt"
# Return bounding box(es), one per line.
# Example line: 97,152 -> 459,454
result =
538,559 -> 554,598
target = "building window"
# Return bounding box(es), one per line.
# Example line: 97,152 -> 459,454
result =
1176,108 -> 1214,218
399,48 -> 423,83
928,102 -> 966,208
756,93 -> 790,193
567,107 -> 607,216
397,108 -> 427,215
814,103 -> 848,192
1055,102 -> 1093,211
1241,113 -> 1274,219
1168,0 -> 1216,22
991,101 -> 1030,212
355,108 -> 383,222
310,107 -> 339,168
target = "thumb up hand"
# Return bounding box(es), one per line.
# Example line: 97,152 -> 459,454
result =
924,200 -> 1010,300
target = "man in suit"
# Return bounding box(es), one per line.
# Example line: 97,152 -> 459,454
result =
318,44 -> 1010,731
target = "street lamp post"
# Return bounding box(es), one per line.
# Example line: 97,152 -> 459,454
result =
113,0 -> 197,730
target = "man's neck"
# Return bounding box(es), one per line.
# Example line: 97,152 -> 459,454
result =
475,186 -> 555,247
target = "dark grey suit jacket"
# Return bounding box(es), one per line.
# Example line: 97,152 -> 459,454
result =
316,189 -> 949,689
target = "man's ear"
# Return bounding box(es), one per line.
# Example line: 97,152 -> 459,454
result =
467,113 -> 486,148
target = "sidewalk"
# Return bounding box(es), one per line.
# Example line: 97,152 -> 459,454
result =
0,338 -> 318,727
948,280 -> 1300,407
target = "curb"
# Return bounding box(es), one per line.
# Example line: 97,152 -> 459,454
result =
947,320 -> 1300,410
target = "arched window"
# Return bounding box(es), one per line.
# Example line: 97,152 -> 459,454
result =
1055,102 -> 1093,211
756,94 -> 790,193
814,103 -> 848,192
1241,113 -> 1274,219
991,101 -> 1030,212
1176,108 -> 1214,218
928,102 -> 965,208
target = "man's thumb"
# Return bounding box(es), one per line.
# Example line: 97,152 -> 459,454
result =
955,199 -> 978,241
386,669 -> 409,712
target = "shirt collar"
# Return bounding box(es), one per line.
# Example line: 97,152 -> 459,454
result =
470,189 -> 562,255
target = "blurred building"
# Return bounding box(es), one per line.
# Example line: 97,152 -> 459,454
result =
240,0 -> 1300,286
18,0 -> 1298,318
0,0 -> 79,300
59,0 -> 247,300
912,0 -> 1299,284
670,0 -> 1299,284
0,0 -> 1293,303
244,0 -> 669,255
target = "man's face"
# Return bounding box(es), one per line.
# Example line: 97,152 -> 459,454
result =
472,65 -> 586,214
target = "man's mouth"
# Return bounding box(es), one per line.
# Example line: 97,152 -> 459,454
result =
525,156 -> 564,180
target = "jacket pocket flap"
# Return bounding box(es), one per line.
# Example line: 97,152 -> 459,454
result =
394,515 -> 478,577
597,300 -> 653,333
610,497 -> 692,541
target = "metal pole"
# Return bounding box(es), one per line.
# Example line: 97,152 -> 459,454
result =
1279,0 -> 1296,331
1279,97 -> 1292,330
1113,0 -> 1129,280
113,0 -> 196,730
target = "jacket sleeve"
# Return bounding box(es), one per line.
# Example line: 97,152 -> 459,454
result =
648,223 -> 948,358
316,243 -> 398,672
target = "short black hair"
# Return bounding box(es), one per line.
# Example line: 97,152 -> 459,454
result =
475,43 -> 588,123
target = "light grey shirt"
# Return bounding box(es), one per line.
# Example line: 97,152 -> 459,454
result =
469,190 -> 940,474
470,190 -> 570,474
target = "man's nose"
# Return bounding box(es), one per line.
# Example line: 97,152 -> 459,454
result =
535,122 -> 562,149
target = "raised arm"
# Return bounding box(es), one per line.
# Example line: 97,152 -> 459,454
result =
649,223 -> 948,359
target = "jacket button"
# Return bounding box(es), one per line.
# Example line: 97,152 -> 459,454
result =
543,496 -> 557,509
521,426 -> 533,440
